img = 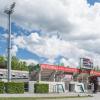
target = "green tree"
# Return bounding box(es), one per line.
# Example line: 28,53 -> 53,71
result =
0,55 -> 28,71
28,63 -> 35,80
28,63 -> 34,74
0,56 -> 5,64
34,64 -> 40,72
11,56 -> 29,71
59,63 -> 64,66
20,61 -> 28,71
0,56 -> 6,68
11,56 -> 19,70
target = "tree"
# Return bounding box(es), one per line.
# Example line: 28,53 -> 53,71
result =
0,56 -> 5,64
11,56 -> 19,70
28,63 -> 34,74
0,55 -> 29,71
20,61 -> 28,71
59,63 -> 64,66
11,56 -> 28,71
28,63 -> 35,80
0,56 -> 6,68
34,64 -> 40,72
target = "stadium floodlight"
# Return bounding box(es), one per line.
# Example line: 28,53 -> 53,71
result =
4,2 -> 16,14
4,2 -> 16,82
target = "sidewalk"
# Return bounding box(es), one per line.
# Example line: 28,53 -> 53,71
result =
0,92 -> 93,97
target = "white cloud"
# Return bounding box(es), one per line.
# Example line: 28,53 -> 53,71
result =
46,58 -> 56,64
11,45 -> 18,56
12,32 -> 100,67
21,59 -> 38,65
13,36 -> 26,48
0,0 -> 100,37
1,0 -> 100,67
27,33 -> 41,43
60,58 -> 78,67
0,0 -> 73,32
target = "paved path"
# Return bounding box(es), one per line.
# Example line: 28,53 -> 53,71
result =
45,93 -> 100,100
0,92 -> 92,97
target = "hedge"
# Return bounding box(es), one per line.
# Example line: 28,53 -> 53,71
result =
0,81 -> 4,93
34,83 -> 49,93
5,82 -> 24,94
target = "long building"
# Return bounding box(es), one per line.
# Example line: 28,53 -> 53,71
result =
29,64 -> 100,93
0,68 -> 29,82
30,64 -> 100,81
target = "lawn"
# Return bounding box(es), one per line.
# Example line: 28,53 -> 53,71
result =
0,96 -> 92,100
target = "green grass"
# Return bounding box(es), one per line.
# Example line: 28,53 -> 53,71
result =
0,96 -> 92,100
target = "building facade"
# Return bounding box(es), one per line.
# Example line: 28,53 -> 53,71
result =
0,68 -> 29,82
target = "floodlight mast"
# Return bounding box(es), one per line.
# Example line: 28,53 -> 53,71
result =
4,2 -> 16,82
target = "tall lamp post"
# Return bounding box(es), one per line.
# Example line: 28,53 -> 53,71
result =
4,2 -> 16,82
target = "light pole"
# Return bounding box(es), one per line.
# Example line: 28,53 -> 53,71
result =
4,2 -> 16,82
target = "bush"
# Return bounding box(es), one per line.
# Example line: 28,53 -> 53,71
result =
0,81 -> 4,93
5,82 -> 24,94
34,83 -> 49,93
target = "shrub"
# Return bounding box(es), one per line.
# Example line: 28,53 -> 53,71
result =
34,83 -> 49,93
0,81 -> 4,93
5,82 -> 24,94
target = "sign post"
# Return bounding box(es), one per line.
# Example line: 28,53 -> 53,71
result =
80,58 -> 93,84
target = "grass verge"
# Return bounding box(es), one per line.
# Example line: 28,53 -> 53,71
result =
0,96 -> 92,100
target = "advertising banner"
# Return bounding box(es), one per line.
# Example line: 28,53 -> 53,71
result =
81,58 -> 93,69
40,64 -> 79,73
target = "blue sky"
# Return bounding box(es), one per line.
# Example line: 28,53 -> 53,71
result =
87,0 -> 100,5
0,0 -> 100,67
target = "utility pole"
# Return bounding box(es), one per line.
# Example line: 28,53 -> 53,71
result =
4,2 -> 16,82
80,58 -> 84,82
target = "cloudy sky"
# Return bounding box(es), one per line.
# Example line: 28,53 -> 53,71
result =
0,0 -> 100,67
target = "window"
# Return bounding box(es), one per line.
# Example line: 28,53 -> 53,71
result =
0,74 -> 3,76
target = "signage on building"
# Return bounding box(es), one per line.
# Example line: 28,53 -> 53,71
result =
63,74 -> 73,81
81,58 -> 93,69
90,70 -> 100,76
40,64 -> 100,76
40,64 -> 79,73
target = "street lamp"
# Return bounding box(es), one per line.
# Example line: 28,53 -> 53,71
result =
4,2 -> 16,82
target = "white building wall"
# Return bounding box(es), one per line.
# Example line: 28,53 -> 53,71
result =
0,69 -> 29,82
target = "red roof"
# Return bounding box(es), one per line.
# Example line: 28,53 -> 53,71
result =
40,64 -> 79,73
40,64 -> 100,76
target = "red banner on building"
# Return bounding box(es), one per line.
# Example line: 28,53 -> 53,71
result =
40,64 -> 79,73
90,70 -> 100,76
40,64 -> 100,76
